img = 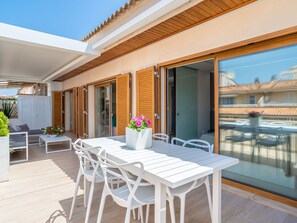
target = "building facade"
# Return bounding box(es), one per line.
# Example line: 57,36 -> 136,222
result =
51,0 -> 297,205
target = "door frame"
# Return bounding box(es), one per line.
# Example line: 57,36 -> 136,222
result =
94,81 -> 115,137
162,57 -> 215,143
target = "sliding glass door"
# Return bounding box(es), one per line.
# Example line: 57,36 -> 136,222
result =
219,44 -> 297,200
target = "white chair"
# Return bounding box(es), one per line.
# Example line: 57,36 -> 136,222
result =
69,139 -> 105,223
167,139 -> 213,223
171,137 -> 186,145
152,133 -> 169,143
96,150 -> 155,223
183,139 -> 214,153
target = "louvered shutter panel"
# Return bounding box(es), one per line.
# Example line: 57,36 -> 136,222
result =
77,86 -> 87,138
136,67 -> 160,133
72,87 -> 78,136
116,73 -> 131,135
52,91 -> 63,127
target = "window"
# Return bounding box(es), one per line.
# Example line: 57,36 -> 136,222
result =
219,43 -> 297,201
248,96 -> 256,104
220,97 -> 234,105
282,92 -> 296,103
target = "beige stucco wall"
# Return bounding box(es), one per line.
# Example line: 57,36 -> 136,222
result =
63,0 -> 297,119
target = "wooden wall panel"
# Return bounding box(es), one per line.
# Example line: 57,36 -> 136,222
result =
52,91 -> 63,127
116,73 -> 131,135
136,67 -> 159,133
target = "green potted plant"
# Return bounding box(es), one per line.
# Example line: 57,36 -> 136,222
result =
0,111 -> 10,182
126,115 -> 152,150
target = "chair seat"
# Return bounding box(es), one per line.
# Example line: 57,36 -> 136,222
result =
111,185 -> 155,208
169,176 -> 208,196
84,169 -> 104,182
85,167 -> 122,183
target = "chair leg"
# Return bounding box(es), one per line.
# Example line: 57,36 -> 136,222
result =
145,204 -> 150,223
124,206 -> 131,223
168,197 -> 176,223
139,206 -> 144,223
132,209 -> 136,220
205,178 -> 213,222
138,208 -> 141,220
85,181 -> 95,223
97,186 -> 107,223
179,194 -> 186,223
69,170 -> 82,220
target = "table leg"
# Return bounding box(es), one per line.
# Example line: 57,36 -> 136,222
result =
154,182 -> 166,223
212,170 -> 222,223
46,142 -> 48,154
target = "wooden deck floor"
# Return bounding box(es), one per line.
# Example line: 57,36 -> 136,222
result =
1,145 -> 296,223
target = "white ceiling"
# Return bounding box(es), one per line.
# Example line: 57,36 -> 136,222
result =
0,23 -> 98,83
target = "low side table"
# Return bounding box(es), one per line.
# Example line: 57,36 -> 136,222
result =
39,135 -> 72,154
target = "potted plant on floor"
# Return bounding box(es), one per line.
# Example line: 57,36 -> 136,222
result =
126,115 -> 152,150
0,111 -> 10,182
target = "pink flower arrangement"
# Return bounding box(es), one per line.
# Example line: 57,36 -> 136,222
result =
248,111 -> 263,118
45,126 -> 64,136
128,115 -> 152,132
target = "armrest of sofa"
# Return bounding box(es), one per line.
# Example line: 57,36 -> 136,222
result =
9,132 -> 28,149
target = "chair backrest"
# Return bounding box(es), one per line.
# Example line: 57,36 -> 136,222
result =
183,139 -> 213,153
152,133 -> 169,143
72,139 -> 102,179
171,137 -> 186,145
97,149 -> 148,206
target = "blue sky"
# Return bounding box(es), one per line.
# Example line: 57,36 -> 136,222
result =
0,0 -> 128,40
0,88 -> 18,96
219,44 -> 297,84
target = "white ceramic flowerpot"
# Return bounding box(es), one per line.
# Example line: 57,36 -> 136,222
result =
249,117 -> 262,127
126,127 -> 152,150
0,136 -> 9,182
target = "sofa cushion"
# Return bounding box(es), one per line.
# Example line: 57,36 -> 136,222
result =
28,129 -> 44,135
8,126 -> 17,133
16,124 -> 30,131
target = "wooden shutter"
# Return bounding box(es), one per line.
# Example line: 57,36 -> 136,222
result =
136,67 -> 160,133
77,86 -> 87,138
72,87 -> 78,136
52,91 -> 63,127
116,73 -> 131,135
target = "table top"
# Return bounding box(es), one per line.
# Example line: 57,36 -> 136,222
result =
82,136 -> 238,188
220,122 -> 297,134
39,134 -> 71,142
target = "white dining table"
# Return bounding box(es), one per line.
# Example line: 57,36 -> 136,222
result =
82,136 -> 238,223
